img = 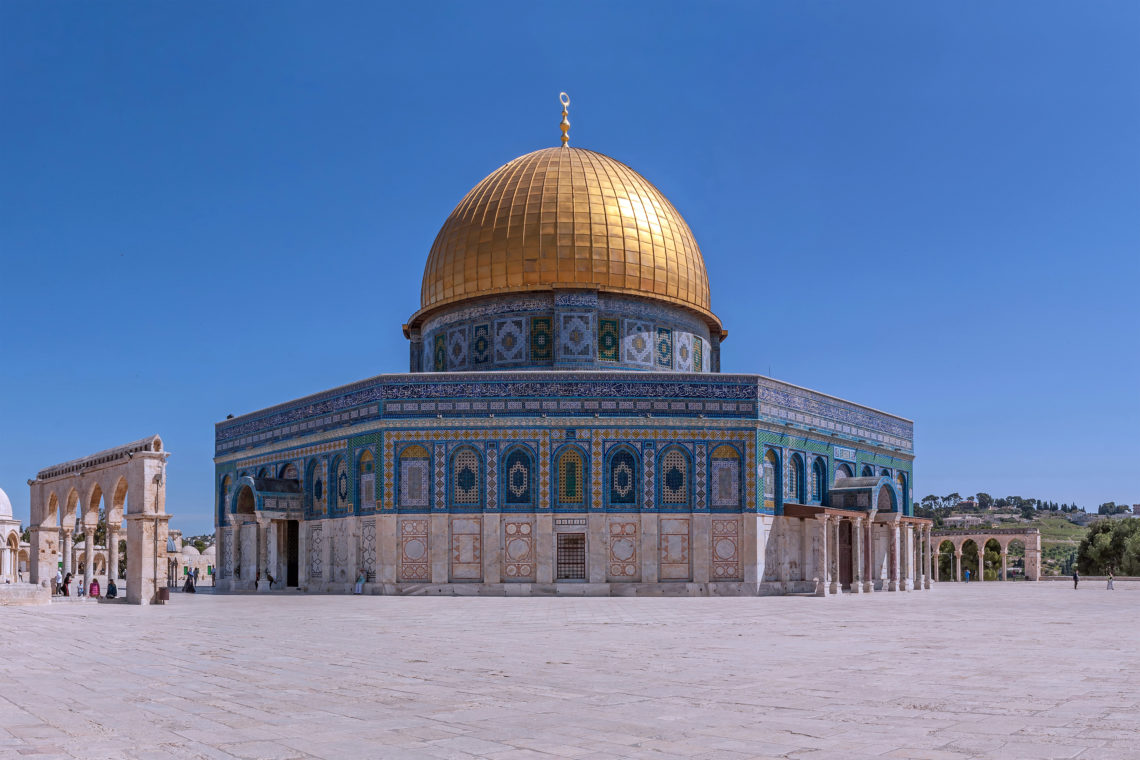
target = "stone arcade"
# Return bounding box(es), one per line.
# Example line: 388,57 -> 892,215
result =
27,436 -> 171,605
214,100 -> 930,596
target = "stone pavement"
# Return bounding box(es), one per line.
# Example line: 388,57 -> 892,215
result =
0,583 -> 1135,760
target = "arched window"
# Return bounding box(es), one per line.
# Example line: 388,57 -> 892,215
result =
556,447 -> 586,508
450,447 -> 482,508
279,462 -> 298,480
710,445 -> 741,509
763,450 -> 780,502
787,453 -> 805,503
607,447 -> 639,508
660,447 -> 691,509
861,464 -> 874,477
896,472 -> 908,514
398,445 -> 431,511
811,458 -> 826,503
835,463 -> 852,481
880,468 -> 891,478
330,456 -> 349,513
503,446 -> 533,509
305,459 -> 326,516
357,450 -> 375,510
877,484 -> 897,512
256,468 -> 268,479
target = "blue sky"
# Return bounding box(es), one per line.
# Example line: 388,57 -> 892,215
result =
2,2 -> 1137,533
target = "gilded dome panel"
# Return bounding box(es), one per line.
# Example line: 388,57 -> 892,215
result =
417,147 -> 715,324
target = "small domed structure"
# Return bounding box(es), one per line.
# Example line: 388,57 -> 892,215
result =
201,545 -> 216,557
180,544 -> 200,557
0,487 -> 11,520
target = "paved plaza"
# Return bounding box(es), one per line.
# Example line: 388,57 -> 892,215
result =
0,583 -> 1135,760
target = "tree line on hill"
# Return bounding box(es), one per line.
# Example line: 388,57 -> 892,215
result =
1076,519 -> 1140,575
915,492 -> 1083,522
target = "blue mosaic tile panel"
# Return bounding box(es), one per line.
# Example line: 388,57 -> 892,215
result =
623,320 -> 652,365
494,318 -> 526,363
557,313 -> 593,361
472,324 -> 490,365
655,328 -> 673,369
598,318 -> 619,362
531,316 -> 553,361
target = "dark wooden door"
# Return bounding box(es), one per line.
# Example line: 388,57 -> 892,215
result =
839,521 -> 853,589
286,521 -> 299,587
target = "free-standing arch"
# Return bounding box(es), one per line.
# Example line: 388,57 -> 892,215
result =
28,435 -> 170,605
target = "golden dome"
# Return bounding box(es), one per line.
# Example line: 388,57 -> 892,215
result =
413,147 -> 718,328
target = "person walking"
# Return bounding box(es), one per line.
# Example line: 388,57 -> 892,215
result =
354,570 -> 365,595
1107,571 -> 1114,590
1072,569 -> 1079,589
62,572 -> 71,597
964,568 -> 970,583
53,569 -> 62,596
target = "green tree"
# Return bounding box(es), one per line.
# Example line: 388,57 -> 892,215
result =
975,492 -> 994,509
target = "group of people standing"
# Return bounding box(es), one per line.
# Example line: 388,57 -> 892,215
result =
51,569 -> 117,599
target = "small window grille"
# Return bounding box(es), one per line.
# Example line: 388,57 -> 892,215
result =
556,533 -> 587,580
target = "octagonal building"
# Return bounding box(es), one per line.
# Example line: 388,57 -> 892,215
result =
214,114 -> 931,597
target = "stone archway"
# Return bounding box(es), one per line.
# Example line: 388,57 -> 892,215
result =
28,436 -> 171,605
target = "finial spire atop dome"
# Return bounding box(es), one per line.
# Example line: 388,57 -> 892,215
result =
559,92 -> 570,146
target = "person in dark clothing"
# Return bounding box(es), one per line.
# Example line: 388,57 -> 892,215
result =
1072,570 -> 1079,589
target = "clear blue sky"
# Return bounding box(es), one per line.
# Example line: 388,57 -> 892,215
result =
2,2 -> 1137,533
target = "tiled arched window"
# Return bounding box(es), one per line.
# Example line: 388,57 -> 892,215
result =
787,453 -> 805,503
450,446 -> 482,508
763,450 -> 779,502
896,472 -> 908,514
557,447 -> 586,508
835,463 -> 852,481
279,462 -> 298,480
861,464 -> 874,477
660,447 -> 691,509
880,468 -> 891,478
357,450 -> 375,510
305,459 -> 327,516
607,447 -> 638,509
811,458 -> 826,504
503,446 -> 533,509
709,444 -> 741,509
331,455 -> 349,513
398,445 -> 431,511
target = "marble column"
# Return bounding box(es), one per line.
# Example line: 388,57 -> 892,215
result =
888,524 -> 900,591
955,550 -> 963,582
87,542 -> 96,589
256,521 -> 270,591
924,527 -> 933,589
62,533 -> 73,577
107,529 -> 120,583
863,520 -> 875,593
814,515 -> 829,597
829,516 -> 839,595
903,525 -> 915,591
851,518 -> 864,594
978,544 -> 986,581
1001,550 -> 1008,581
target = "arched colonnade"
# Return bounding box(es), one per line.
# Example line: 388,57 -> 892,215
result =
27,436 -> 171,605
932,528 -> 1041,582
